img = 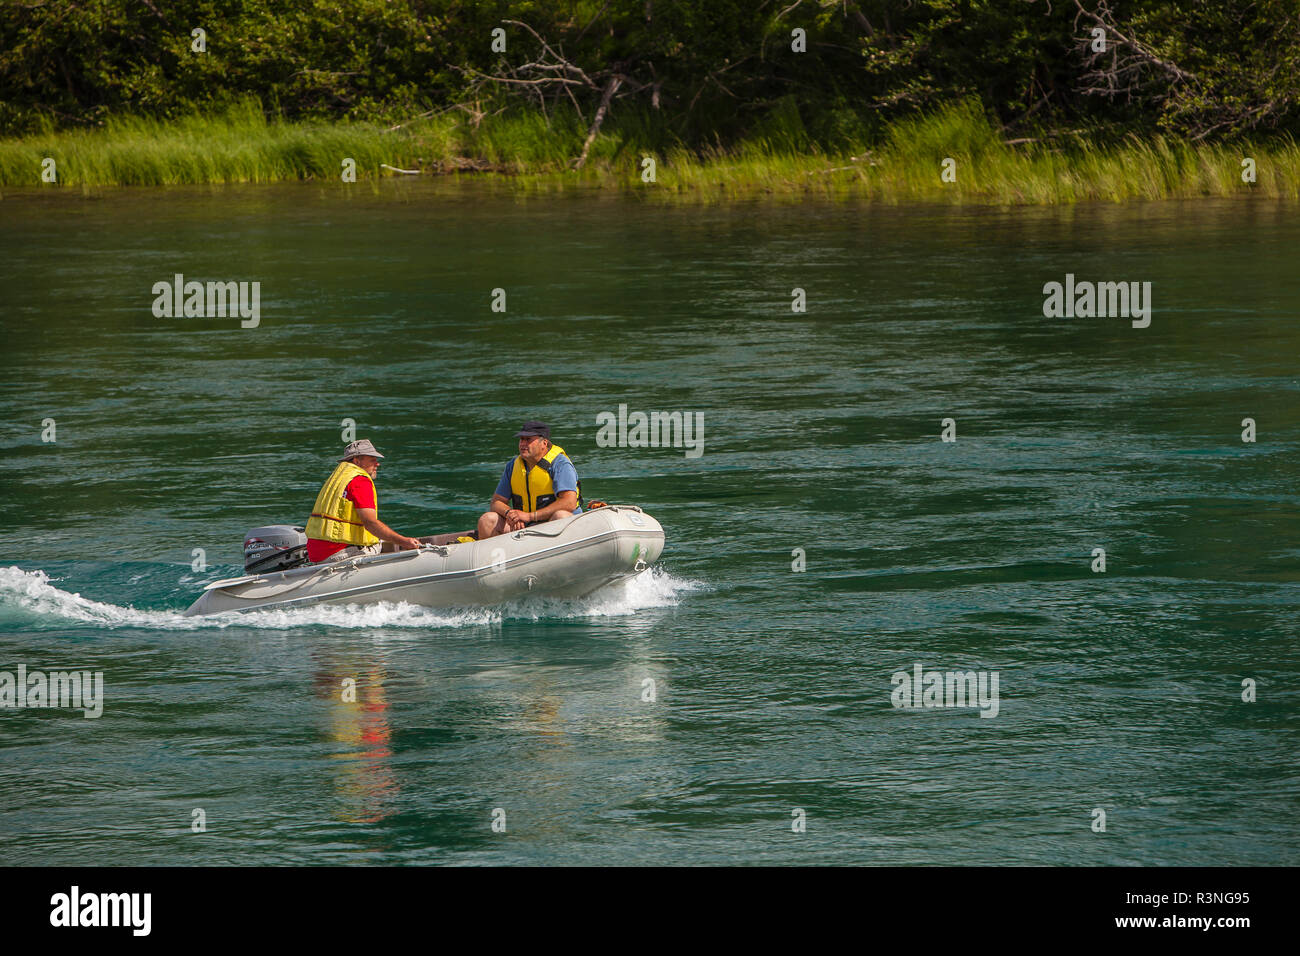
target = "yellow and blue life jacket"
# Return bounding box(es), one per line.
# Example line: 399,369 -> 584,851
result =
508,443 -> 582,513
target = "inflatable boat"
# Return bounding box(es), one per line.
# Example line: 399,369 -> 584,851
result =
183,505 -> 664,617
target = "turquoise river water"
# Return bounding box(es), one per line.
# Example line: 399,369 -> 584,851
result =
0,183 -> 1296,864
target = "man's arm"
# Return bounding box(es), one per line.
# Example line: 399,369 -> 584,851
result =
491,463 -> 528,529
355,508 -> 421,550
494,495 -> 531,532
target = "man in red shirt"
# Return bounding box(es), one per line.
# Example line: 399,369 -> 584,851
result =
305,439 -> 423,563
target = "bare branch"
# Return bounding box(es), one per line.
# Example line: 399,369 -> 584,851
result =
574,75 -> 623,169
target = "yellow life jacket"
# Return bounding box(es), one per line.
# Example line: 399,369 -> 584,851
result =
305,462 -> 380,546
509,443 -> 581,513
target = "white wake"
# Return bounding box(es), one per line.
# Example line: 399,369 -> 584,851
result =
0,565 -> 703,631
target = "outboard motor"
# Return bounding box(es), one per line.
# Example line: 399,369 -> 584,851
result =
243,525 -> 310,574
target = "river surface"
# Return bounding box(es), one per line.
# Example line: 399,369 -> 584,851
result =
0,182 -> 1296,865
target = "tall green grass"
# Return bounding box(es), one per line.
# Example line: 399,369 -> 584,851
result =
652,100 -> 1300,203
2,99 -> 1296,203
0,99 -> 417,186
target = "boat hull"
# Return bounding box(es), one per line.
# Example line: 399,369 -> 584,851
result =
183,506 -> 664,616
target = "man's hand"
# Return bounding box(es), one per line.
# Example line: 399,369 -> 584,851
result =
397,536 -> 422,551
505,509 -> 530,530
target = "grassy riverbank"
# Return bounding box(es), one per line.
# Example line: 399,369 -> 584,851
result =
2,101 -> 1296,203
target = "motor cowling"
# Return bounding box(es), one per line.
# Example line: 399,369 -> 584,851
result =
243,525 -> 310,574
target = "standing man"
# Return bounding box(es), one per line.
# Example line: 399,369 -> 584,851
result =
477,421 -> 582,539
306,439 -> 423,562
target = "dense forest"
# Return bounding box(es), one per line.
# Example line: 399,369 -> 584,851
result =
3,0 -> 1298,148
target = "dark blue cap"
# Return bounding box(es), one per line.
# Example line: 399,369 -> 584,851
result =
514,420 -> 550,439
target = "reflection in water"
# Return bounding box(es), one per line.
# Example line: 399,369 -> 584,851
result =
314,662 -> 399,824
524,692 -> 565,740
488,653 -> 670,840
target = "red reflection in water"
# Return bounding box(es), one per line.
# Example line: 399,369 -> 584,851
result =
316,665 -> 398,824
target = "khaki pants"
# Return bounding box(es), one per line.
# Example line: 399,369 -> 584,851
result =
324,542 -> 382,562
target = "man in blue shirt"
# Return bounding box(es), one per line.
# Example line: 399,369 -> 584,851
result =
476,420 -> 583,539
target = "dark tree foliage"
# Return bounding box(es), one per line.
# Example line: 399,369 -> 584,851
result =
1074,0 -> 1300,139
0,0 -> 1295,142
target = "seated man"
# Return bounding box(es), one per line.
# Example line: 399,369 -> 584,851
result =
477,421 -> 582,539
305,439 -> 423,562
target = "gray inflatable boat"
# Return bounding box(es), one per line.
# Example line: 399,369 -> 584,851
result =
183,505 -> 665,617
